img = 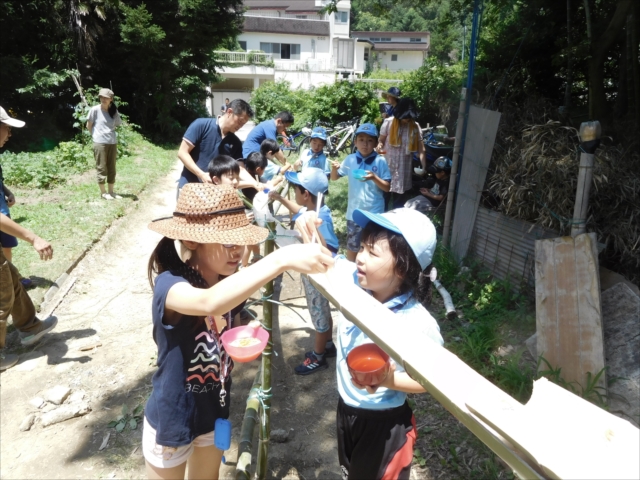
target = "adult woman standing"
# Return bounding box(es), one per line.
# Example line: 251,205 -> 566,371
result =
378,98 -> 425,209
87,88 -> 122,200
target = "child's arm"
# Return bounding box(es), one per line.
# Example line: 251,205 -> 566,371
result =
3,185 -> 15,207
177,140 -> 212,184
351,362 -> 426,394
330,160 -> 342,181
237,167 -> 263,190
364,171 -> 391,192
419,187 -> 444,202
165,243 -> 334,318
268,190 -> 301,214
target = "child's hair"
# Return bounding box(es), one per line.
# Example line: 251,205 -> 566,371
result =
294,184 -> 320,206
243,151 -> 267,175
148,237 -> 208,289
275,111 -> 294,124
260,138 -> 280,156
360,223 -> 433,305
208,155 -> 240,180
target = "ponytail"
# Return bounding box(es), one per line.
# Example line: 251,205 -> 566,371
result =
147,236 -> 208,289
108,102 -> 118,119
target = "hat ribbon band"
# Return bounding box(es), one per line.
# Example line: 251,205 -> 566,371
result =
173,206 -> 246,217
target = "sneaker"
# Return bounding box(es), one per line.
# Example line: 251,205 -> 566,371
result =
294,352 -> 328,376
109,193 -> 122,199
19,315 -> 58,346
0,353 -> 19,372
20,278 -> 34,289
304,343 -> 337,359
101,193 -> 114,200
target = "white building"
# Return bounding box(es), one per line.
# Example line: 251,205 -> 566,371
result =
351,31 -> 430,72
209,0 -> 373,114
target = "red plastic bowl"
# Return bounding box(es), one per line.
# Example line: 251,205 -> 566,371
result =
347,343 -> 390,387
221,326 -> 269,363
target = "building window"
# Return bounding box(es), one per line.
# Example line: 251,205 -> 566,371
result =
261,42 -> 300,60
369,37 -> 380,42
238,41 -> 247,51
334,11 -> 348,23
364,48 -> 369,61
296,15 -> 307,19
391,54 -> 398,61
410,38 -> 422,42
380,38 -> 391,42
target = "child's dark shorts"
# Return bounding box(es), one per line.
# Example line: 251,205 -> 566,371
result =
337,397 -> 417,480
0,231 -> 18,249
346,220 -> 363,253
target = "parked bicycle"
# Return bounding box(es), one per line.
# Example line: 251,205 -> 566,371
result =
325,117 -> 360,157
277,123 -> 313,157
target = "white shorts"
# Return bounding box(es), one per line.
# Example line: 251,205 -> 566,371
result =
142,416 -> 216,469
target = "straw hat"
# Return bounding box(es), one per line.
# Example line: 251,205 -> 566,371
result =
148,184 -> 268,245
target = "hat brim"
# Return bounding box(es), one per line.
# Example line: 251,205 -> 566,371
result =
2,117 -> 25,128
284,171 -> 303,187
382,92 -> 400,100
148,217 -> 269,245
353,209 -> 402,234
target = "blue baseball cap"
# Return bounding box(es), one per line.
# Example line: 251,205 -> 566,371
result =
355,123 -> 378,138
285,168 -> 329,196
310,127 -> 327,142
353,208 -> 436,270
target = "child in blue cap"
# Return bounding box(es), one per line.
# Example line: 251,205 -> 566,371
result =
294,127 -> 330,175
295,207 -> 444,480
269,168 -> 339,374
330,123 -> 391,261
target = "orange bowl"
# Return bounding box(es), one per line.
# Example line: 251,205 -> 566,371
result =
347,343 -> 390,387
221,326 -> 269,363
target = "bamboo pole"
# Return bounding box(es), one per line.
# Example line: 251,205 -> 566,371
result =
256,221 -> 275,479
442,87 -> 467,247
235,366 -> 263,480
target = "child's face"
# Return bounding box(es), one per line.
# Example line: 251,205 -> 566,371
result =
355,237 -> 401,301
355,134 -> 377,157
213,172 -> 239,188
294,185 -> 309,206
193,242 -> 245,278
435,170 -> 449,180
310,138 -> 325,153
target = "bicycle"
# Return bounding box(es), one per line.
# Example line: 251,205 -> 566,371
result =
325,117 -> 360,157
277,123 -> 313,157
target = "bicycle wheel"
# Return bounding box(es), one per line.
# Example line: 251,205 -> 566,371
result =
277,135 -> 294,157
297,135 -> 310,155
339,133 -> 354,153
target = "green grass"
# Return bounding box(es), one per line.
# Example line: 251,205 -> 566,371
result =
5,133 -> 177,308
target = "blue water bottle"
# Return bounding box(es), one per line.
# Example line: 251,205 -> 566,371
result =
214,418 -> 232,464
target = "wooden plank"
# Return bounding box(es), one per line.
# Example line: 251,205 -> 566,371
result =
450,105 -> 501,260
309,270 -> 639,479
536,234 -> 606,390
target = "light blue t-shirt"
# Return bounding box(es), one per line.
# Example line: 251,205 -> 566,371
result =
292,205 -> 339,253
334,256 -> 444,410
260,161 -> 281,182
242,119 -> 277,157
337,153 -> 391,221
300,148 -> 330,175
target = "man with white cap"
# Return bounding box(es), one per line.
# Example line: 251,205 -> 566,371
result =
0,107 -> 58,371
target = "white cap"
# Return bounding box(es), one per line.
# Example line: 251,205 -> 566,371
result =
353,208 -> 437,270
0,106 -> 25,128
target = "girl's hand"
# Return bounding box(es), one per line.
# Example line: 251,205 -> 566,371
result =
350,361 -> 396,394
6,193 -> 15,207
276,243 -> 334,274
255,183 -> 265,192
293,159 -> 302,170
294,211 -> 323,244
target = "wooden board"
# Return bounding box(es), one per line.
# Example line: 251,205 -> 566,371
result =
450,105 -> 501,260
535,233 -> 606,390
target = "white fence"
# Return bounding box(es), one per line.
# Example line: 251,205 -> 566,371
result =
244,11 -> 326,21
213,51 -> 273,64
274,59 -> 336,72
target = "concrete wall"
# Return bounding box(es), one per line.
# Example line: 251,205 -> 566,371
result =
274,70 -> 336,89
376,50 -> 424,71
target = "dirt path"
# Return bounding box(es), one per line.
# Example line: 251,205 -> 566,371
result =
0,162 -> 345,480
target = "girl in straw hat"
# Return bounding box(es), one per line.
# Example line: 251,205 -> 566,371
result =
144,183 -> 334,480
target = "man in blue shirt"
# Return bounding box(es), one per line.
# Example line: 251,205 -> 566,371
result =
177,99 -> 253,190
241,111 -> 293,164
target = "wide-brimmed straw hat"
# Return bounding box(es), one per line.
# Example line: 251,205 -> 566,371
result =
148,184 -> 268,245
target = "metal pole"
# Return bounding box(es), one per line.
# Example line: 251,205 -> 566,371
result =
571,121 -> 601,236
256,222 -> 275,479
442,88 -> 467,247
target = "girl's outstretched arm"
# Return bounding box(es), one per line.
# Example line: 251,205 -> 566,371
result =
165,243 -> 334,318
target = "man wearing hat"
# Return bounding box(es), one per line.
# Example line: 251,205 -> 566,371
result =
1,107 -> 58,371
381,87 -> 401,119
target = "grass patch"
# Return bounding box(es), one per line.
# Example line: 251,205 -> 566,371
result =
4,132 -> 177,308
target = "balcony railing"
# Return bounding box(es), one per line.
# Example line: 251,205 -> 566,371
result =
244,11 -> 326,21
214,51 -> 273,65
274,59 -> 336,72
